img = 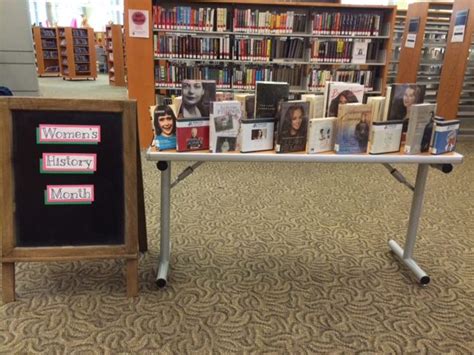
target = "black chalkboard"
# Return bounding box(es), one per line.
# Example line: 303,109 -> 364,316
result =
11,110 -> 124,247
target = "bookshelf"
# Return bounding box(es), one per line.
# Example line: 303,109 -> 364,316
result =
57,27 -> 97,80
437,0 -> 474,132
106,24 -> 127,86
32,27 -> 61,77
387,9 -> 406,84
125,0 -> 395,147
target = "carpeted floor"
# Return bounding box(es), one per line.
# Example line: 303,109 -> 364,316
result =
1,78 -> 473,353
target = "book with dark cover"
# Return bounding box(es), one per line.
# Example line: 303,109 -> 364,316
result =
275,100 -> 310,153
255,81 -> 289,118
179,80 -> 216,119
176,118 -> 210,152
429,119 -> 460,155
387,84 -> 426,126
335,103 -> 372,154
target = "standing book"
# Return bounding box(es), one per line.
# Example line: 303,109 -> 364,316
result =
368,120 -> 403,154
335,103 -> 372,154
323,82 -> 365,118
404,103 -> 436,154
275,101 -> 310,153
254,81 -> 289,118
429,119 -> 460,155
306,117 -> 337,153
209,101 -> 242,153
176,118 -> 210,152
240,118 -> 275,153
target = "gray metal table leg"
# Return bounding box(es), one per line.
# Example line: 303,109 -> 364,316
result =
388,164 -> 431,285
156,161 -> 171,287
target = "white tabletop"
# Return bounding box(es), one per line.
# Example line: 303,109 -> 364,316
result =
146,147 -> 464,165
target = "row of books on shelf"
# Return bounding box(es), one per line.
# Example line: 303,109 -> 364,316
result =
154,64 -> 376,92
41,39 -> 57,49
150,80 -> 459,155
39,28 -> 56,38
152,5 -> 383,36
154,35 -> 382,63
42,51 -> 58,59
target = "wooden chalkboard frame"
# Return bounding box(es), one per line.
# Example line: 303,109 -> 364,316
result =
0,97 -> 145,303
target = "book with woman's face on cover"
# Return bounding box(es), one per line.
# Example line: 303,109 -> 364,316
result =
275,100 -> 310,153
179,80 -> 216,119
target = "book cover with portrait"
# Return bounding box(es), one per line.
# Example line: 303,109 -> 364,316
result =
334,103 -> 372,154
275,100 -> 310,153
323,82 -> 365,117
307,117 -> 337,153
179,80 -> 216,119
240,118 -> 275,153
255,81 -> 289,118
386,83 -> 426,127
176,118 -> 210,152
429,119 -> 460,155
209,101 -> 242,153
149,104 -> 177,151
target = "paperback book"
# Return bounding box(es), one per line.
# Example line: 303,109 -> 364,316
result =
307,117 -> 337,153
335,103 -> 372,154
368,120 -> 403,154
430,119 -> 460,155
240,118 -> 275,153
149,104 -> 177,151
176,118 -> 210,152
255,81 -> 289,118
209,101 -> 242,153
323,82 -> 365,117
404,103 -> 436,154
275,100 -> 310,153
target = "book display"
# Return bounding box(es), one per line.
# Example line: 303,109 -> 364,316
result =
57,27 -> 97,80
32,26 -> 60,77
106,24 -> 127,86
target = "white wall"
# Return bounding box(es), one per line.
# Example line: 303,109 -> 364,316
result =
0,0 -> 39,96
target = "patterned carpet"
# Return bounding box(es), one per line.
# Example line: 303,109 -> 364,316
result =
1,141 -> 473,353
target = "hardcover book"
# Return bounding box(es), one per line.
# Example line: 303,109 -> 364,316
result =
429,119 -> 460,155
386,84 -> 426,124
404,103 -> 436,154
240,118 -> 275,153
301,94 -> 325,119
178,80 -> 216,119
275,100 -> 310,153
323,82 -> 365,117
234,93 -> 255,119
367,96 -> 386,122
368,120 -> 403,154
255,81 -> 289,118
209,101 -> 242,153
307,117 -> 337,153
176,118 -> 210,152
334,103 -> 372,154
351,39 -> 369,64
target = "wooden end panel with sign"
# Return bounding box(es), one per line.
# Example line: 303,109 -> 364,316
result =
0,97 -> 146,303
